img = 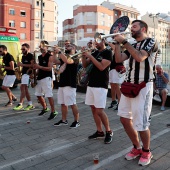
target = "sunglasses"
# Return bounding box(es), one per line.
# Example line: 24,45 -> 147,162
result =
21,49 -> 26,51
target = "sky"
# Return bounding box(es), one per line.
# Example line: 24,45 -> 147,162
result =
56,0 -> 170,37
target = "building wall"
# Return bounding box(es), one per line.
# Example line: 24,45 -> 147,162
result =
0,0 -> 31,43
63,2 -> 140,45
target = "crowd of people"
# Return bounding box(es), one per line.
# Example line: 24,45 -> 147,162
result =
0,19 -> 169,167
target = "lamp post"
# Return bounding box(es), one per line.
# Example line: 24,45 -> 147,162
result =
40,0 -> 43,40
149,13 -> 160,39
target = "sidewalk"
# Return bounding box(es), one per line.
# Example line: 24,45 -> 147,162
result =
0,87 -> 170,170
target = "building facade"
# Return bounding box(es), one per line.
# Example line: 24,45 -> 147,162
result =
0,0 -> 58,51
62,1 -> 140,45
0,0 -> 31,43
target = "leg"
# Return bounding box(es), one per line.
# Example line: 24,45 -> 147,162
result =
1,86 -> 13,102
91,105 -> 103,132
20,84 -> 26,104
37,96 -> 47,109
70,104 -> 79,121
96,108 -> 111,132
120,117 -> 140,148
139,129 -> 150,150
48,97 -> 55,112
61,104 -> 68,121
161,89 -> 167,107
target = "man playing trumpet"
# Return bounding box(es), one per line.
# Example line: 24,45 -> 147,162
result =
34,40 -> 58,120
53,44 -> 80,128
13,43 -> 35,111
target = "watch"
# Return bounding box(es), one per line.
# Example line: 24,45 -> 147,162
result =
121,39 -> 128,45
58,51 -> 62,54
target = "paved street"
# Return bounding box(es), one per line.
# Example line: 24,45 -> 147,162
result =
0,87 -> 170,170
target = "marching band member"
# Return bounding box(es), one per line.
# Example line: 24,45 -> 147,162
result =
0,45 -> 17,106
34,40 -> 58,120
114,20 -> 158,166
81,33 -> 113,144
53,44 -> 80,128
13,43 -> 35,111
107,42 -> 125,110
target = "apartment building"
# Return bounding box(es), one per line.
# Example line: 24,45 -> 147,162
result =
0,0 -> 31,43
30,0 -> 58,50
62,1 -> 140,45
0,0 -> 58,51
141,13 -> 170,46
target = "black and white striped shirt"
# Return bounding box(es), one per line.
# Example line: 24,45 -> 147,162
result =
124,38 -> 157,83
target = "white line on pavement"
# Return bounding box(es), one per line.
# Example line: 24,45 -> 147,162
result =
84,128 -> 170,170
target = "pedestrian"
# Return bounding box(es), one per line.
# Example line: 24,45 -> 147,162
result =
53,44 -> 80,128
13,43 -> 35,111
114,20 -> 158,166
0,45 -> 17,106
34,40 -> 58,120
154,64 -> 169,111
81,34 -> 113,144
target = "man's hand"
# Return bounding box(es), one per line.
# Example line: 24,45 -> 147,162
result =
17,62 -> 23,67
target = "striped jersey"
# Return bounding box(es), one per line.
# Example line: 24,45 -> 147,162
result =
124,38 -> 157,83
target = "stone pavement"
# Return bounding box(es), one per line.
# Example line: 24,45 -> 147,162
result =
0,87 -> 170,170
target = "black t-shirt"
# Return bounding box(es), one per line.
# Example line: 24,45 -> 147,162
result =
59,59 -> 78,88
3,52 -> 15,75
22,53 -> 33,74
37,52 -> 52,80
110,54 -> 124,70
88,49 -> 112,89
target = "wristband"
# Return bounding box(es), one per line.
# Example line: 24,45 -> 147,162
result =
121,39 -> 128,45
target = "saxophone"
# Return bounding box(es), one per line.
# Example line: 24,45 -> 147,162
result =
27,51 -> 37,88
15,54 -> 22,80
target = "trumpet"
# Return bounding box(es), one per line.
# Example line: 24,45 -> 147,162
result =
69,48 -> 92,59
94,31 -> 131,43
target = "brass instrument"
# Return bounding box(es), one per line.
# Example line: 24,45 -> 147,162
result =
14,54 -> 22,80
0,65 -> 6,79
27,50 -> 38,88
94,31 -> 131,43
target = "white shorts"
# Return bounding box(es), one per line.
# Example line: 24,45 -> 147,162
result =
57,86 -> 76,105
35,77 -> 53,97
21,74 -> 29,85
85,86 -> 108,108
109,69 -> 125,84
2,75 -> 16,87
117,82 -> 153,131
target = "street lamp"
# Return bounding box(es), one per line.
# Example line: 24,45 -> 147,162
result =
40,0 -> 43,40
149,13 -> 160,39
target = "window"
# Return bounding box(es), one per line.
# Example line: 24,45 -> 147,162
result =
43,2 -> 45,7
101,21 -> 105,26
20,33 -> 26,40
36,1 -> 39,6
43,13 -> 45,18
36,11 -> 39,17
9,9 -> 15,15
101,13 -> 105,17
9,20 -> 15,27
35,32 -> 39,39
20,11 -> 26,17
20,22 -> 26,28
87,28 -> 92,33
35,22 -> 39,28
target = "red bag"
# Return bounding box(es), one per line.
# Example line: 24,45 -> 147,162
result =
115,65 -> 126,74
120,81 -> 146,98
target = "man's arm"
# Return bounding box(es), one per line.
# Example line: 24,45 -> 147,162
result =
4,61 -> 15,70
